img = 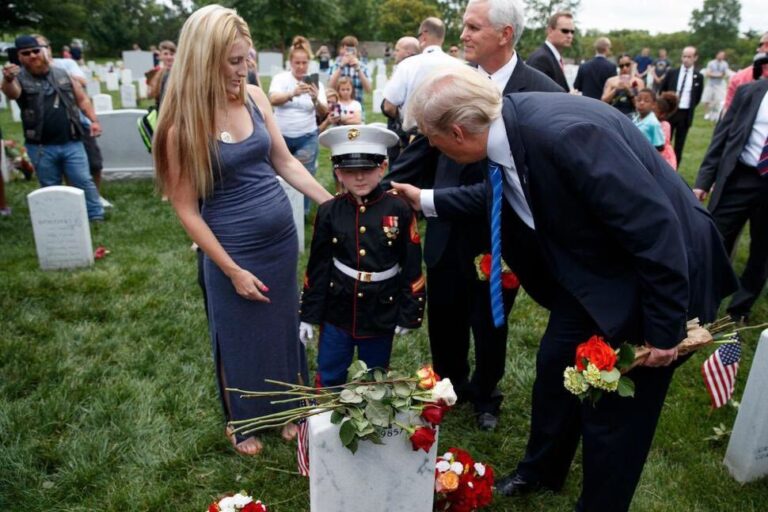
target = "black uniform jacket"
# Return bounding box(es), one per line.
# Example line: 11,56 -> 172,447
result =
301,186 -> 426,338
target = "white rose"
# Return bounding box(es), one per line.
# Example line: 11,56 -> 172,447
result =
431,379 -> 457,406
436,460 -> 451,472
218,494 -> 252,511
474,462 -> 486,477
450,461 -> 464,474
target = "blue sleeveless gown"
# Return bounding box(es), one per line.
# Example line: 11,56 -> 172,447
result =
201,102 -> 307,440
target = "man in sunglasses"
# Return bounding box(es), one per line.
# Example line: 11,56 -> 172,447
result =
1,35 -> 103,221
526,11 -> 574,91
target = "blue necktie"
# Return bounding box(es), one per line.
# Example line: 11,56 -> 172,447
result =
489,161 -> 505,328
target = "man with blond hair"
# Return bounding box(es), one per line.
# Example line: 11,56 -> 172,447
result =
384,0 -> 561,433
391,65 -> 736,511
573,37 -> 615,99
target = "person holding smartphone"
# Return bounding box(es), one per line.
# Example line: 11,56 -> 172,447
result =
269,35 -> 328,215
601,53 -> 644,117
328,35 -> 371,114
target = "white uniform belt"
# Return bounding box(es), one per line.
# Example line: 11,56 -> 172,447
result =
333,258 -> 401,283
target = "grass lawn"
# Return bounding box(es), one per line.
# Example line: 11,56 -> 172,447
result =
1,83 -> 767,511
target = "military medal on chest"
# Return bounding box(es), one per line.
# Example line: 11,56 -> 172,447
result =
382,216 -> 399,240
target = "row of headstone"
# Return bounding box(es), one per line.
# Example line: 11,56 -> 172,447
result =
259,52 -> 284,77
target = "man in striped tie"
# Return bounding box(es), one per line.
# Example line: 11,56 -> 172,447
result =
391,65 -> 737,512
695,72 -> 768,324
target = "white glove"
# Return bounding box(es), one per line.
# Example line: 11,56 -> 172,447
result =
299,322 -> 315,346
394,326 -> 411,336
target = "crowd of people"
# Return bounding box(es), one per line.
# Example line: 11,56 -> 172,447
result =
2,0 -> 768,510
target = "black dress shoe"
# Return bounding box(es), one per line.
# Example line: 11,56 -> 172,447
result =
494,473 -> 537,497
476,412 -> 499,431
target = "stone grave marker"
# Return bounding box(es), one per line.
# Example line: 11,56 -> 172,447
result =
86,79 -> 101,97
120,83 -> 137,108
120,68 -> 133,85
724,329 -> 768,483
308,411 -> 437,511
372,89 -> 384,115
98,109 -> 153,178
87,60 -> 96,70
137,79 -> 148,99
375,74 -> 388,91
259,52 -> 284,77
121,51 -> 154,80
27,186 -> 94,270
277,177 -> 305,252
10,100 -> 21,122
105,72 -> 119,91
92,94 -> 113,114
0,91 -> 7,109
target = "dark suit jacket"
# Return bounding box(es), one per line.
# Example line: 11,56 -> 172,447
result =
661,67 -> 704,110
434,93 -> 737,348
526,44 -> 570,91
573,55 -> 616,99
383,60 -> 563,268
695,79 -> 768,211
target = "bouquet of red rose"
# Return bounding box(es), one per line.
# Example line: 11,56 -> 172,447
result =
207,492 -> 267,512
434,448 -> 494,512
474,254 -> 519,289
563,318 -> 764,404
229,362 -> 456,454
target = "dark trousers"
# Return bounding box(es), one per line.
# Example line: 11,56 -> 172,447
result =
515,290 -> 675,512
426,240 -> 517,414
316,322 -> 394,387
668,107 -> 694,165
711,162 -> 768,318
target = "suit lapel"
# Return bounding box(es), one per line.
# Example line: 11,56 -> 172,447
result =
744,80 -> 768,133
500,99 -> 533,210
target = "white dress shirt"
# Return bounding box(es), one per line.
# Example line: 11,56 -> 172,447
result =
676,65 -> 694,109
739,88 -> 768,167
545,41 -> 563,68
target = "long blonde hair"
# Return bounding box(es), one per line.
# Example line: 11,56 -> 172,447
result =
154,4 -> 253,198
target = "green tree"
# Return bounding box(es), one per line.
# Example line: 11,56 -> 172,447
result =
525,0 -> 581,30
436,0 -> 468,46
689,0 -> 741,60
377,0 -> 440,44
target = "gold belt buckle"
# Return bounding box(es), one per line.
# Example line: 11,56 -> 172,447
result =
358,271 -> 373,282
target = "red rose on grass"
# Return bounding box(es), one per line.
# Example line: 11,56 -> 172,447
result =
421,404 -> 447,425
208,504 -> 219,512
575,335 -> 617,371
410,426 -> 436,452
242,502 -> 267,512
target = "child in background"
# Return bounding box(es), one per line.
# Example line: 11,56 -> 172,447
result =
299,125 -> 425,386
318,88 -> 341,133
632,88 -> 665,154
655,92 -> 678,170
336,77 -> 362,125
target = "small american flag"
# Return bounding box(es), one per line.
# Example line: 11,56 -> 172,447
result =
297,417 -> 310,477
702,341 -> 741,408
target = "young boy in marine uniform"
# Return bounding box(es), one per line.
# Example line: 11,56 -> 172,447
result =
299,125 -> 425,386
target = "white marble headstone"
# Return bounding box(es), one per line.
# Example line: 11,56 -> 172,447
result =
308,412 -> 437,512
92,94 -> 113,113
137,79 -> 148,99
724,330 -> 768,483
372,89 -> 384,115
105,72 -> 119,91
121,51 -> 154,80
277,177 -> 305,252
375,75 -> 388,91
120,68 -> 133,85
259,52 -> 284,77
98,109 -> 154,178
86,79 -> 101,97
27,186 -> 94,270
0,91 -> 7,109
120,83 -> 137,108
87,60 -> 96,70
10,100 -> 21,122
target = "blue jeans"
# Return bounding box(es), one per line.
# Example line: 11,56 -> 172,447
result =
316,322 -> 394,387
283,131 -> 318,215
27,141 -> 104,220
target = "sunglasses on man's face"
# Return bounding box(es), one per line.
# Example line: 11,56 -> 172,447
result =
19,48 -> 42,57
619,62 -> 632,68
559,28 -> 575,35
